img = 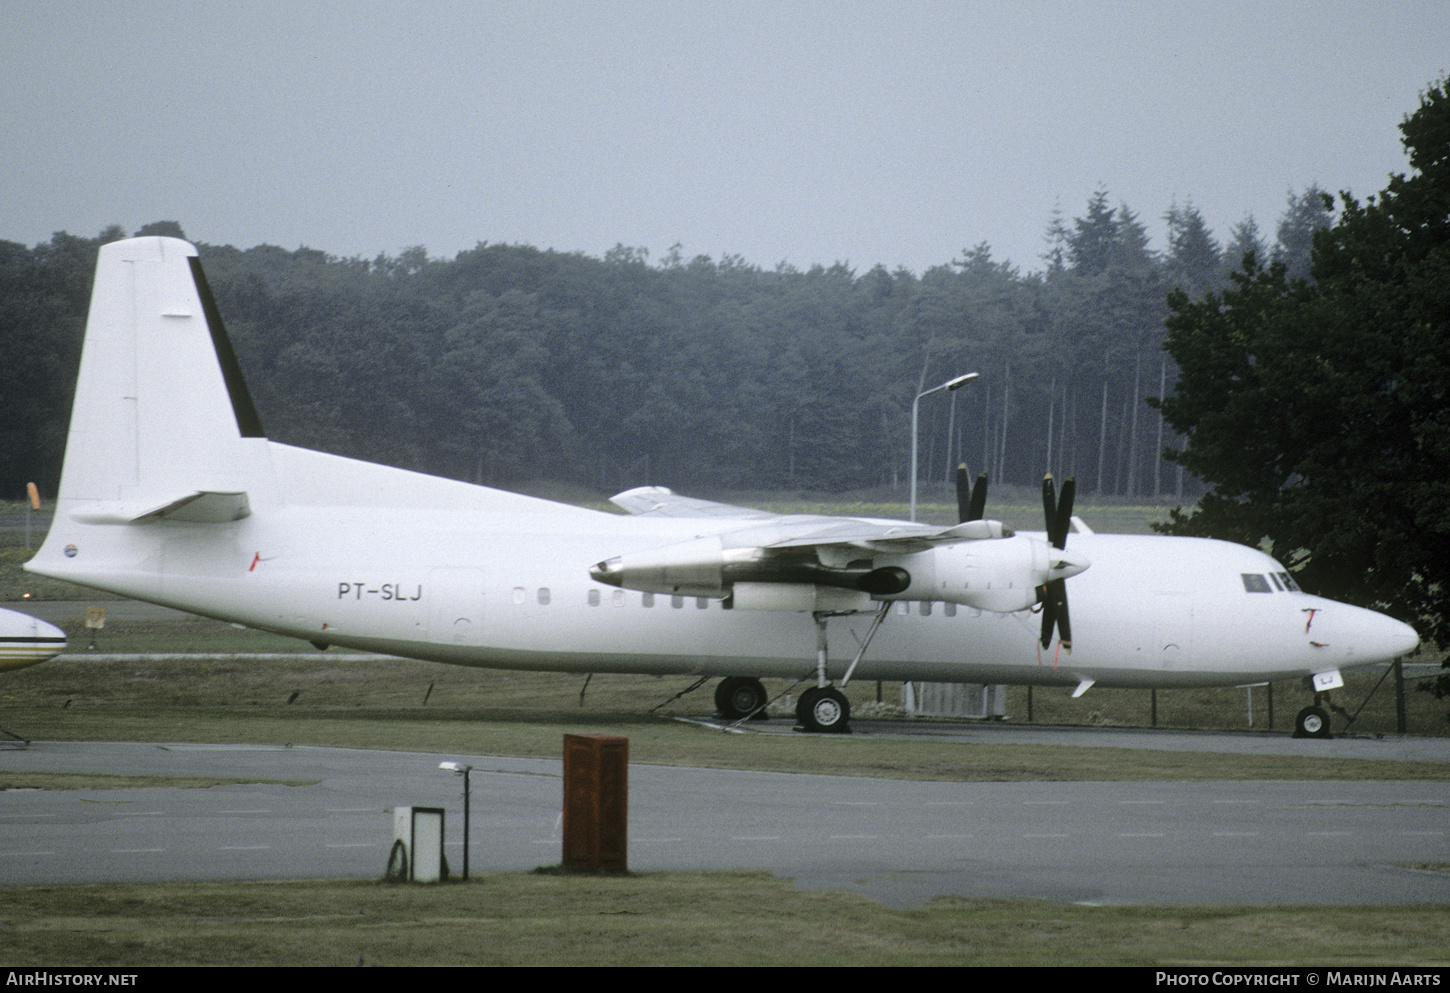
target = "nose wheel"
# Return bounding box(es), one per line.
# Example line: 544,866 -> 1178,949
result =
1293,705 -> 1332,739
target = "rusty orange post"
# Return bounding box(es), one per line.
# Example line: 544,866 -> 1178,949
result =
561,733 -> 628,870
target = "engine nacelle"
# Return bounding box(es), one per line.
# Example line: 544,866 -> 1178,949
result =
590,532 -> 1088,613
590,537 -> 910,599
591,535 -> 731,597
880,535 -> 1090,612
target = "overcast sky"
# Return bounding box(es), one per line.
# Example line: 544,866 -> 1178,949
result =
4,0 -> 1447,274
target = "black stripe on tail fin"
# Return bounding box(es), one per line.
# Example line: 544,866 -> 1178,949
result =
188,256 -> 266,438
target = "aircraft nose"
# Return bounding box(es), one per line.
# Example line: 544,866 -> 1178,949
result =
1380,615 -> 1421,658
1335,604 -> 1420,662
0,609 -> 67,672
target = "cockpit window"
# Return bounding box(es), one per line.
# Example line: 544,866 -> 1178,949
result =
1278,572 -> 1301,592
1242,573 -> 1273,593
1269,573 -> 1285,591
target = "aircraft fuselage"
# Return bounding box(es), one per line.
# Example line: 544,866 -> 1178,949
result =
37,469 -> 1415,690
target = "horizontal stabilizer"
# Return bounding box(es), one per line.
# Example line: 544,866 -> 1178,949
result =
69,490 -> 251,525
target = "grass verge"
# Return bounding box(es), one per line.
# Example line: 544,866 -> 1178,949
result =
6,702 -> 1449,783
3,873 -> 1448,967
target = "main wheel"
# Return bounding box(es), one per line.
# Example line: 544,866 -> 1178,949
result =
798,686 -> 851,734
715,676 -> 768,720
1293,705 -> 1332,739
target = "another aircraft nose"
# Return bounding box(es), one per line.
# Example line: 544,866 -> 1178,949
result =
0,608 -> 67,672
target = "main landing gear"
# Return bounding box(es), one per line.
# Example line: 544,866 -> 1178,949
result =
796,685 -> 851,733
713,602 -> 890,734
794,603 -> 891,734
712,678 -> 852,732
714,676 -> 769,721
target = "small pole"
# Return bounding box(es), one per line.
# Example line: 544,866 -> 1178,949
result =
1151,688 -> 1158,727
438,762 -> 473,881
461,766 -> 471,881
1394,659 -> 1406,735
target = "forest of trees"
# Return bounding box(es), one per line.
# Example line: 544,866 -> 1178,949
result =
0,191 -> 1335,504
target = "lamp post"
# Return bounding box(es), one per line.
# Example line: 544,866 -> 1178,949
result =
910,372 -> 978,521
439,761 -> 473,880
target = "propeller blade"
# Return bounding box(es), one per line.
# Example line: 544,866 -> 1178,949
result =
1039,475 -> 1077,651
1041,475 -> 1058,547
957,467 -> 989,524
1040,578 -> 1071,650
1053,477 -> 1075,550
1057,583 -> 1072,650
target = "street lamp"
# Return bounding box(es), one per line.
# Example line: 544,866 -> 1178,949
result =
910,372 -> 978,522
439,761 -> 473,880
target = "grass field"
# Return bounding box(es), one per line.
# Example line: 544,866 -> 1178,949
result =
5,874 -> 1449,967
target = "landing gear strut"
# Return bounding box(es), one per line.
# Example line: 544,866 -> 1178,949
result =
790,604 -> 890,734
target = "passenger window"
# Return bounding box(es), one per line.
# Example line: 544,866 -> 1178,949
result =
919,601 -> 932,617
696,597 -> 708,610
642,592 -> 655,608
671,595 -> 684,609
1241,573 -> 1272,593
512,586 -> 526,605
537,587 -> 551,605
588,589 -> 601,606
944,603 -> 957,618
613,589 -> 626,607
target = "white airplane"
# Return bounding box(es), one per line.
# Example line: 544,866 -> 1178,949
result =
0,606 -> 66,673
25,237 -> 1419,738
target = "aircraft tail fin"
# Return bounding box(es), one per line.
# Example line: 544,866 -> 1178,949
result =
51,237 -> 272,513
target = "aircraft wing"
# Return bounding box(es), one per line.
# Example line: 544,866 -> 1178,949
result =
608,486 -> 1005,551
761,517 -> 1002,552
609,486 -> 777,519
594,487 -> 1021,601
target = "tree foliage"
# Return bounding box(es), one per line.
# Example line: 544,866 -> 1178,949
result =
2,183 -> 1332,509
1154,80 -> 1450,658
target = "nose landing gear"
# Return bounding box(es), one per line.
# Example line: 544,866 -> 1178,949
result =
1293,704 -> 1332,738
